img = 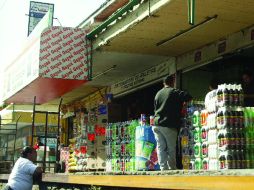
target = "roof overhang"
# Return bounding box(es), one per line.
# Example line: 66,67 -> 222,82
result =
92,0 -> 254,56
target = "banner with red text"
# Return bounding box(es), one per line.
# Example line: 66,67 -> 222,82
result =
39,26 -> 91,80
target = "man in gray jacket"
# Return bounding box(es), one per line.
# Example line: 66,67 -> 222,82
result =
153,75 -> 192,170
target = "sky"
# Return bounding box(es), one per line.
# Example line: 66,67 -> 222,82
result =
0,0 -> 106,104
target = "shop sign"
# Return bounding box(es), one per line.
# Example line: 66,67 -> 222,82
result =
36,125 -> 58,135
28,1 -> 54,36
112,61 -> 171,95
39,27 -> 92,80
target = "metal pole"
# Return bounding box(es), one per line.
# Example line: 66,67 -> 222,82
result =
56,98 -> 63,163
31,96 -> 36,146
43,112 -> 48,173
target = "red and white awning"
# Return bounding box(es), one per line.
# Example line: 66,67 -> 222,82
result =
2,26 -> 92,104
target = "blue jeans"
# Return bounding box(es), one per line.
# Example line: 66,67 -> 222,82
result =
152,126 -> 178,170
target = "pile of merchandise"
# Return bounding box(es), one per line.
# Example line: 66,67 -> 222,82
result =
106,120 -> 137,172
61,105 -> 107,172
181,101 -> 205,170
181,83 -> 254,170
105,117 -> 159,172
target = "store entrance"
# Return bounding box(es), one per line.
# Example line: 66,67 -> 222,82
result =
182,46 -> 254,97
113,82 -> 163,121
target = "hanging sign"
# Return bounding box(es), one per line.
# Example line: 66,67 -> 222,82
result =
28,1 -> 54,36
39,26 -> 92,80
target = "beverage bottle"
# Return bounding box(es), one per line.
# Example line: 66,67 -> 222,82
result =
149,115 -> 155,126
189,159 -> 195,170
217,131 -> 224,149
238,84 -> 244,106
225,108 -> 231,129
140,114 -> 146,126
216,85 -> 222,106
234,129 -> 241,150
232,109 -> 238,128
222,84 -> 228,106
232,84 -> 238,106
226,130 -> 232,150
245,149 -> 251,169
238,108 -> 244,129
193,110 -> 200,127
227,84 -> 232,106
219,153 -> 226,169
226,151 -> 234,169
202,158 -> 209,170
201,126 -> 208,142
194,158 -> 202,170
241,149 -> 246,169
228,107 -> 233,128
202,142 -> 208,158
240,128 -> 246,150
194,142 -> 202,158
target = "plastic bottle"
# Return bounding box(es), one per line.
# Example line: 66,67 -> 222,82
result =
219,153 -> 226,169
216,85 -> 222,107
202,158 -> 209,170
228,84 -> 234,106
202,141 -> 208,158
227,151 -> 235,169
194,158 -> 202,170
232,84 -> 238,106
238,108 -> 244,129
194,142 -> 202,158
194,128 -> 201,143
201,126 -> 208,142
222,83 -> 229,106
238,84 -> 244,106
192,110 -> 200,127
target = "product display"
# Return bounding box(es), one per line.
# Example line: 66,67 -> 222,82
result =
181,83 -> 254,170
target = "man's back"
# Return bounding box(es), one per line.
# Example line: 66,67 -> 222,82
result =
8,157 -> 37,190
154,87 -> 191,128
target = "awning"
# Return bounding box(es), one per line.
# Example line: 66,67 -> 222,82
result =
2,26 -> 92,104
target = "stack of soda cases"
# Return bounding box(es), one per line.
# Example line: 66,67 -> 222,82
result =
216,83 -> 246,169
205,89 -> 218,170
180,101 -> 193,169
192,105 -> 205,170
105,120 -> 138,172
243,107 -> 254,168
181,101 -> 204,170
200,109 -> 209,170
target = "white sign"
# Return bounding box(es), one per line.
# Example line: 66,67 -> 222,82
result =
28,1 -> 54,36
112,61 -> 173,95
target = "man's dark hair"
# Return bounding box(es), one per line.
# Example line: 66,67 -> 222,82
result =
163,75 -> 175,86
21,146 -> 35,158
209,78 -> 219,90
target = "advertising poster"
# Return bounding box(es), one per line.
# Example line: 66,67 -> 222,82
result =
28,1 -> 54,36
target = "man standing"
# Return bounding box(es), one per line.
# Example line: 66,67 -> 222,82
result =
5,146 -> 42,190
153,75 -> 192,170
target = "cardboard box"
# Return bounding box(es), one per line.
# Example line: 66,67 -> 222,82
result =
86,157 -> 97,169
86,147 -> 96,158
96,147 -> 106,169
96,136 -> 106,148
